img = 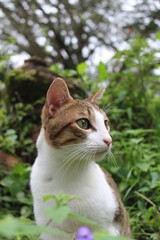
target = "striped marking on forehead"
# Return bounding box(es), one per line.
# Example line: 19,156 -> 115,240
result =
84,100 -> 107,122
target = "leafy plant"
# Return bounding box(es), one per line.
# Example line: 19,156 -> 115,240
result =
0,191 -> 133,240
98,34 -> 160,240
0,164 -> 32,219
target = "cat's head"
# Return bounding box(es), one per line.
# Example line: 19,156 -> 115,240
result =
41,78 -> 112,162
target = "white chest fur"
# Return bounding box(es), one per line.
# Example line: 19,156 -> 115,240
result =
30,130 -> 119,239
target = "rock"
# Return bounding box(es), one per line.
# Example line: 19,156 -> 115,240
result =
0,151 -> 21,171
5,57 -> 86,104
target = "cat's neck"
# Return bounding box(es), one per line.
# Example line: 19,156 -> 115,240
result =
36,128 -> 95,180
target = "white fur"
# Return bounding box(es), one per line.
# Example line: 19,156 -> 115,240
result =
30,109 -> 119,240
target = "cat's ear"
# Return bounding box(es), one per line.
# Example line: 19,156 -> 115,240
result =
85,86 -> 105,105
46,78 -> 73,115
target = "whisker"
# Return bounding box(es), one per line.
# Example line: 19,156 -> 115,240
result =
84,149 -> 93,169
71,154 -> 84,177
102,101 -> 115,115
102,102 -> 112,110
68,150 -> 89,178
58,148 -> 85,175
108,151 -> 118,167
111,144 -> 118,152
61,146 -> 91,177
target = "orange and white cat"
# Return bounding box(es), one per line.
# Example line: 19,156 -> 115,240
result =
30,78 -> 131,240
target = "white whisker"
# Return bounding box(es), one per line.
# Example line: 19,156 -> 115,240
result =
108,150 -> 117,167
58,148 -> 84,176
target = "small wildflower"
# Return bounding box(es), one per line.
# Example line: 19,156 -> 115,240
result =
77,226 -> 94,240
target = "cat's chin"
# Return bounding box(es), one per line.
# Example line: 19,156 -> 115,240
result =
93,149 -> 108,162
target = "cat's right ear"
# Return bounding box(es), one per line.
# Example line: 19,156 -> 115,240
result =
46,78 -> 73,116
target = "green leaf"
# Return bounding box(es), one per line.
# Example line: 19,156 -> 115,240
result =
63,69 -> 77,77
13,164 -> 25,176
44,206 -> 71,224
0,215 -> 41,237
43,193 -> 81,208
94,231 -> 110,240
0,215 -> 66,238
5,129 -> 17,136
94,231 -> 132,240
0,176 -> 14,188
77,62 -> 88,75
69,213 -> 100,228
98,61 -> 108,81
43,195 -> 55,202
49,64 -> 60,73
127,107 -> 132,121
130,138 -> 144,144
137,162 -> 150,172
150,172 -> 159,188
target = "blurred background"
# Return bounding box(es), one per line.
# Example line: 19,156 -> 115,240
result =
0,0 -> 160,239
0,0 -> 160,68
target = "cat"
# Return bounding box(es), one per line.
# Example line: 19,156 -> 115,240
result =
30,78 -> 131,240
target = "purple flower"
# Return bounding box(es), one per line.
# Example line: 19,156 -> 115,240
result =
76,227 -> 94,240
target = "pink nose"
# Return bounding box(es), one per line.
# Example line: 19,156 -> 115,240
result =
103,138 -> 112,147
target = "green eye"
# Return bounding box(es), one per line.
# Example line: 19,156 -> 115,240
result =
76,118 -> 90,130
104,120 -> 109,130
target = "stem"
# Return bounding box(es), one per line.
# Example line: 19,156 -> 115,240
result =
135,191 -> 160,216
137,56 -> 148,107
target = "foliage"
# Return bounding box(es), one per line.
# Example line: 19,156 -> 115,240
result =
0,34 -> 160,239
0,164 -> 32,219
99,34 -> 160,240
0,100 -> 37,162
0,190 -> 132,240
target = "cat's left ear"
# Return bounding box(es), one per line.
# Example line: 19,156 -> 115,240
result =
85,86 -> 105,105
46,78 -> 73,115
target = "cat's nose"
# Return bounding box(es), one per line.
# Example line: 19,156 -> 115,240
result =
103,138 -> 112,147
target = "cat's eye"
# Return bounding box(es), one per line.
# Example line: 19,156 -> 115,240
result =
76,118 -> 90,130
104,120 -> 110,130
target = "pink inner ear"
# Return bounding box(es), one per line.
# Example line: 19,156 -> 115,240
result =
47,91 -> 60,108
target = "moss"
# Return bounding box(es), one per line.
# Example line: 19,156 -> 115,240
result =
7,69 -> 37,82
5,69 -> 51,104
5,64 -> 87,107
